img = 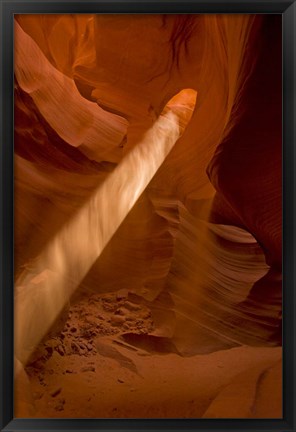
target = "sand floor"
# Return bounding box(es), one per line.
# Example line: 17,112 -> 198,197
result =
16,290 -> 282,419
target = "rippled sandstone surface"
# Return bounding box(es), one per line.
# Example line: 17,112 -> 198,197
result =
14,14 -> 282,418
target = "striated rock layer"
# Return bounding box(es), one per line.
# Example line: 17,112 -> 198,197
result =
14,14 -> 282,418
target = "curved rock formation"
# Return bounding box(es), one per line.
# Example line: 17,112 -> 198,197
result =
13,13 -> 282,418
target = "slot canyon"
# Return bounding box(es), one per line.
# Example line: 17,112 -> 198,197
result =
14,13 -> 282,418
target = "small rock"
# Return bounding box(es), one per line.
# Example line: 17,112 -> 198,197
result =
115,308 -> 126,316
55,345 -> 65,356
103,303 -> 116,312
71,341 -> 80,353
45,346 -> 53,356
63,340 -> 73,356
110,315 -> 126,326
136,319 -> 144,325
81,366 -> 95,373
123,301 -> 141,312
30,360 -> 44,370
55,398 -> 65,411
116,289 -> 128,301
118,378 -> 124,384
102,295 -> 114,303
79,342 -> 87,350
50,387 -> 62,398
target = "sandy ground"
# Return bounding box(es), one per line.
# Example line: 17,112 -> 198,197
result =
16,290 -> 282,419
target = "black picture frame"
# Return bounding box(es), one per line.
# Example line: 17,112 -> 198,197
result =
0,1 -> 295,431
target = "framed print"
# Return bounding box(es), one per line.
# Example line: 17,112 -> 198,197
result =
0,0 -> 295,431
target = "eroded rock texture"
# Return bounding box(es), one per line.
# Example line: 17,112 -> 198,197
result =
14,14 -> 282,418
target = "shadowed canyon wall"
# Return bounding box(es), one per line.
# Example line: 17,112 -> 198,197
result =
13,14 -> 282,418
